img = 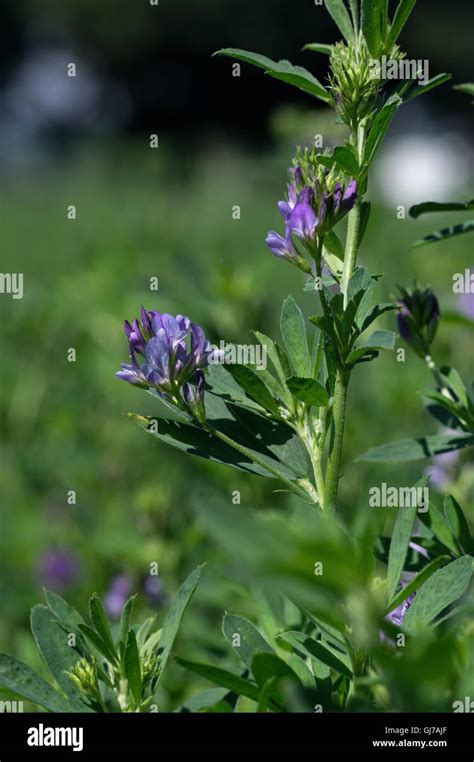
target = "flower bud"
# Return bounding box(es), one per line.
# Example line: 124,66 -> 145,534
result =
397,286 -> 440,358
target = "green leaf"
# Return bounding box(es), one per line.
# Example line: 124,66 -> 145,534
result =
365,95 -> 401,166
175,657 -> 260,703
251,652 -> 299,689
412,221 -> 474,248
253,332 -> 293,406
404,73 -> 452,103
214,49 -> 331,102
119,595 -> 137,656
444,495 -> 472,555
366,330 -> 396,350
409,199 -> 474,218
30,605 -> 91,710
324,0 -> 355,43
349,0 -> 359,29
206,364 -> 265,411
454,83 -> 474,97
89,595 -> 117,663
177,687 -> 231,713
128,412 -> 285,479
44,590 -> 85,630
360,302 -> 397,332
277,631 -> 353,679
403,555 -> 473,633
361,0 -> 383,56
347,266 -> 373,301
43,590 -> 91,659
225,365 -> 280,414
318,145 -> 359,175
387,0 -> 417,50
324,229 -> 345,261
302,43 -> 334,55
223,615 -> 274,672
123,630 -> 142,705
78,623 -> 117,665
385,557 -> 448,614
419,499 -> 462,556
386,504 -> 418,603
0,653 -> 73,712
281,296 -> 312,377
440,366 -> 470,407
287,376 -> 330,407
155,565 -> 202,688
357,433 -> 474,462
136,616 -> 159,649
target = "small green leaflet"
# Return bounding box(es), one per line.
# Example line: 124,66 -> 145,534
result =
357,433 -> 474,462
409,199 -> 474,218
412,221 -> 474,248
403,555 -> 473,633
287,377 -> 330,407
214,49 -> 331,102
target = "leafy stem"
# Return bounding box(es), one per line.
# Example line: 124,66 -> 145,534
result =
324,122 -> 367,511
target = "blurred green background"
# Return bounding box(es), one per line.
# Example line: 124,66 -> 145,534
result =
0,0 -> 473,709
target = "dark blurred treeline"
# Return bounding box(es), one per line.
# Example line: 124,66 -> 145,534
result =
0,0 -> 472,143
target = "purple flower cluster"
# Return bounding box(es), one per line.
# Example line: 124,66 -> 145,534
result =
266,164 -> 358,266
117,308 -> 212,417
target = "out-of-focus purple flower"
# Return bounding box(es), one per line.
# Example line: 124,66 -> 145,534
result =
423,449 -> 459,490
408,541 -> 430,560
143,576 -> 166,608
458,290 -> 474,320
104,574 -> 134,618
39,549 -> 81,592
397,286 -> 440,358
381,575 -> 417,642
387,590 -> 416,628
117,309 -> 212,406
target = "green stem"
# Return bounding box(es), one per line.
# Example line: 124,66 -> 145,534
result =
323,124 -> 366,510
324,369 -> 349,511
341,199 -> 362,308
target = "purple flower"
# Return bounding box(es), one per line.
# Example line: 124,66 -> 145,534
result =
387,590 -> 416,628
183,369 -> 206,423
287,200 -> 319,243
381,575 -> 416,642
277,183 -> 298,222
39,549 -> 81,592
117,309 -> 212,402
341,179 -> 358,212
104,574 -> 134,618
265,230 -> 297,260
268,159 -> 358,272
423,450 -> 459,490
144,576 -> 166,608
